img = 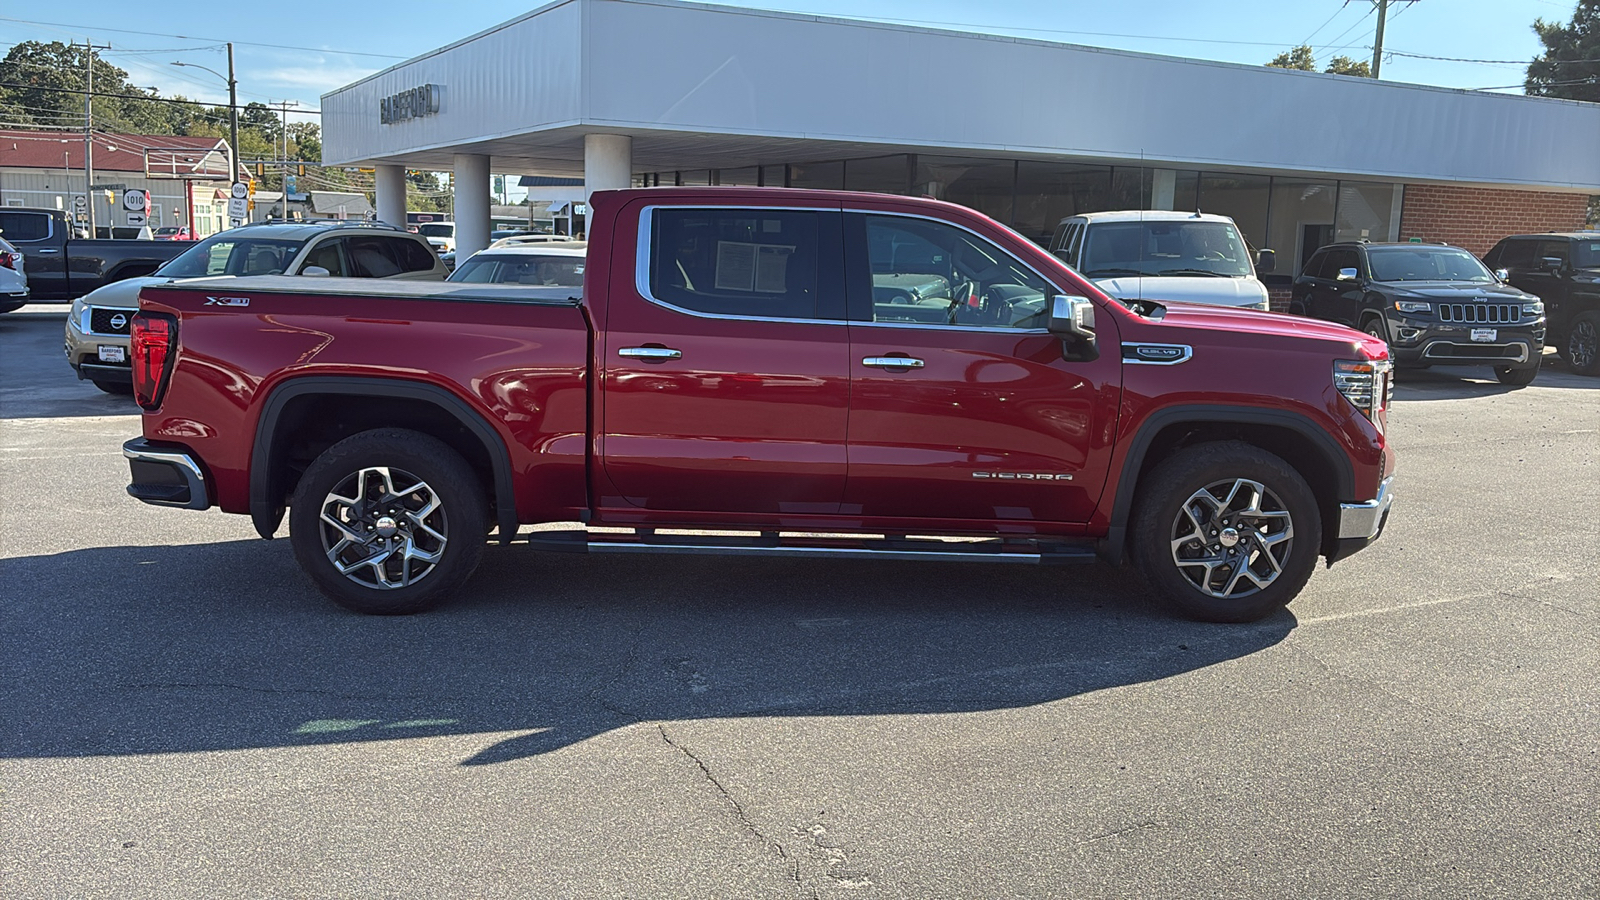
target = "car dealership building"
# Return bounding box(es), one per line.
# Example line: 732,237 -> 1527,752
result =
322,0 -> 1600,293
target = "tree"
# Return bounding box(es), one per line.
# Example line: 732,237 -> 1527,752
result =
1267,45 -> 1317,71
1526,0 -> 1600,103
1266,44 -> 1373,77
1325,56 -> 1373,78
0,40 -> 169,132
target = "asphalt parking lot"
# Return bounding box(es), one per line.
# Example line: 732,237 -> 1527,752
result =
2,303 -> 1596,899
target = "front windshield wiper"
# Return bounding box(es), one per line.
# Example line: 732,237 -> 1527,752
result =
1158,269 -> 1231,278
1084,268 -> 1146,278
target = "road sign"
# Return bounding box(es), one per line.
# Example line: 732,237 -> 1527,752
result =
71,195 -> 87,213
227,197 -> 249,219
126,212 -> 148,227
123,189 -> 149,212
231,181 -> 249,200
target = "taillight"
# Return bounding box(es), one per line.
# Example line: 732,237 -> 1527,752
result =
1334,357 -> 1392,432
0,251 -> 15,270
131,312 -> 178,410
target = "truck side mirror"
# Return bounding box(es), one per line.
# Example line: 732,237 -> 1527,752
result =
301,266 -> 331,277
1541,256 -> 1564,272
1336,267 -> 1359,282
1256,249 -> 1276,274
1048,295 -> 1098,361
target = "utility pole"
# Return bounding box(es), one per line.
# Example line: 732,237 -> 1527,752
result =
81,39 -> 112,236
227,43 -> 238,188
1371,0 -> 1389,79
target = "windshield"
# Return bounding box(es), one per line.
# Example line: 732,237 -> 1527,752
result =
448,253 -> 585,286
1368,246 -> 1493,283
1576,241 -> 1600,268
157,236 -> 305,277
1079,221 -> 1253,278
417,224 -> 454,238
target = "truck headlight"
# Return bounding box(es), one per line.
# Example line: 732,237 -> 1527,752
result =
1334,358 -> 1392,431
1394,300 -> 1431,314
1521,299 -> 1544,315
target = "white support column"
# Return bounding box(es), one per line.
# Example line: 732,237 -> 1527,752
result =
453,153 -> 491,261
584,133 -> 633,203
1151,169 -> 1178,210
374,165 -> 407,228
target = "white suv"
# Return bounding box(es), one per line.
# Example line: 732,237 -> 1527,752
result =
1049,211 -> 1275,310
65,221 -> 445,394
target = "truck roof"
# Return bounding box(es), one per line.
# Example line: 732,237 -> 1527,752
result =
1059,210 -> 1241,225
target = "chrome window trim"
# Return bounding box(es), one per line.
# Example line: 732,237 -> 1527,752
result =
1121,342 -> 1194,365
632,204 -> 1070,335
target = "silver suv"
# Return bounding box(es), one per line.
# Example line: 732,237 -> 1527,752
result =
66,221 -> 446,394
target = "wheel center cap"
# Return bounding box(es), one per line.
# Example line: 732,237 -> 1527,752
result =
375,516 -> 400,538
1218,527 -> 1241,548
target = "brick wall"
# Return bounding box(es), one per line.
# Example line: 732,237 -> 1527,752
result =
1398,185 -> 1591,258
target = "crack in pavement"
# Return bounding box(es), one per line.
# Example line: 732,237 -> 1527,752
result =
1075,821 -> 1172,845
654,723 -> 805,897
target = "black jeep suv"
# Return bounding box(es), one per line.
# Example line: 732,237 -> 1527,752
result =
1483,233 -> 1600,376
1291,241 -> 1546,386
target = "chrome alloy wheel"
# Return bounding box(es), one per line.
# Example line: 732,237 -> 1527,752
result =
1569,319 -> 1597,371
1169,478 -> 1294,599
318,466 -> 449,590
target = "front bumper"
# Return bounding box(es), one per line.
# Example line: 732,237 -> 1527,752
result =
1384,315 -> 1543,368
123,438 -> 211,510
65,304 -> 134,381
1328,475 -> 1395,564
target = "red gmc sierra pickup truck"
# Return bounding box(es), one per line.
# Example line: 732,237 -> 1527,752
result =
122,187 -> 1395,622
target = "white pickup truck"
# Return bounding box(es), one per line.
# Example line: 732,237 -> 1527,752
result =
1049,210 -> 1275,310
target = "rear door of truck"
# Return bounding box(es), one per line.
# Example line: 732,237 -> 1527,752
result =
0,210 -> 66,297
598,199 -> 851,516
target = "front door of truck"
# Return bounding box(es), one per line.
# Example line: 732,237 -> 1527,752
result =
600,203 -> 851,516
841,213 -> 1121,526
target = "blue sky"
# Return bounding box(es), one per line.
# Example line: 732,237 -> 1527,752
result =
0,0 -> 1574,125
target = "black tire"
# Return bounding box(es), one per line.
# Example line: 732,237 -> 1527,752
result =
1494,364 -> 1539,386
1361,315 -> 1389,344
1130,441 -> 1321,623
289,428 -> 488,615
92,379 -> 135,395
1565,311 -> 1600,376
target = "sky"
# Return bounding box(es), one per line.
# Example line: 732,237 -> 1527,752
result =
0,0 -> 1576,183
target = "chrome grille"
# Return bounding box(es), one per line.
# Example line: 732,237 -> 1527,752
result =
1436,303 -> 1521,325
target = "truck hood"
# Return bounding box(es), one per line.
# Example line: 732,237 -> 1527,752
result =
1151,300 -> 1384,352
1094,275 -> 1267,308
76,275 -> 170,308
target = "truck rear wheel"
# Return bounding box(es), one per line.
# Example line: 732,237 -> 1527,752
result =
289,428 -> 487,615
1131,441 -> 1321,623
1566,311 -> 1599,376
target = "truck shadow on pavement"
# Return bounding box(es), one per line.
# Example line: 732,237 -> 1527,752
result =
1,539 -> 1294,766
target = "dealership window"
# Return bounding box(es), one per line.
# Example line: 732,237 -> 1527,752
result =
844,155 -> 913,195
760,165 -> 787,188
677,170 -> 712,186
1267,180 -> 1337,275
1335,181 -> 1402,244
716,167 -> 760,186
648,209 -> 820,319
1014,162 -> 1113,244
1110,167 -> 1155,210
789,161 -> 845,190
916,156 -> 1015,229
1198,172 -> 1271,249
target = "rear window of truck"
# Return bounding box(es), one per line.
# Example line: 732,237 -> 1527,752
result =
648,209 -> 820,319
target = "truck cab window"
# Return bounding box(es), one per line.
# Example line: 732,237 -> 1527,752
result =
648,209 -> 820,319
863,215 -> 1052,329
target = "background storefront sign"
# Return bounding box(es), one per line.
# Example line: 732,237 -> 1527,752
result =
380,85 -> 441,125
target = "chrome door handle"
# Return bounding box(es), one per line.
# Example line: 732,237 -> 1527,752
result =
862,356 -> 925,369
618,346 -> 682,360
34,248 -> 61,255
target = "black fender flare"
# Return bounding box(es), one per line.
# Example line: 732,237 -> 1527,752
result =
1099,404 -> 1356,565
249,376 -> 519,542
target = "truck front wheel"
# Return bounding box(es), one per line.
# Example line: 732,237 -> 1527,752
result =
289,428 -> 487,615
1131,442 -> 1321,623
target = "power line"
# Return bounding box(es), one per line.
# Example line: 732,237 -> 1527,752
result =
0,15 -> 409,59
0,81 -> 321,113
